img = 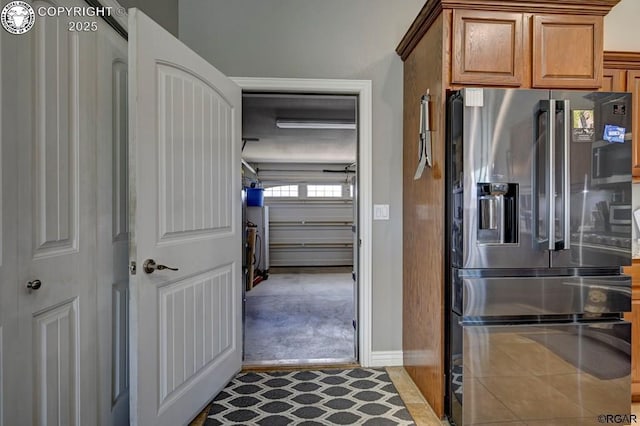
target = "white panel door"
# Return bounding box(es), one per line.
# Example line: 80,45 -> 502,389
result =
128,9 -> 242,426
96,19 -> 130,426
11,1 -> 99,425
0,15 -> 19,426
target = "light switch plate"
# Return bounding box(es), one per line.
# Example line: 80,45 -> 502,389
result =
374,204 -> 389,220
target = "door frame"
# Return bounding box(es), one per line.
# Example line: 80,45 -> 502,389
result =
231,77 -> 373,367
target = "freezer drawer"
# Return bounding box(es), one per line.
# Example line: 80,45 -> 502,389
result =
452,272 -> 630,317
449,319 -> 631,426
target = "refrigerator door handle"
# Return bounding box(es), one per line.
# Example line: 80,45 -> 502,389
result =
560,99 -> 571,250
547,99 -> 556,251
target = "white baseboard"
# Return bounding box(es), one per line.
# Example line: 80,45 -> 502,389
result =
369,351 -> 404,367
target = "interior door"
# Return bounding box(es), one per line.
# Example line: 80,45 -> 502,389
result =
96,19 -> 130,426
11,3 -> 99,424
0,17 -> 19,425
128,9 -> 242,426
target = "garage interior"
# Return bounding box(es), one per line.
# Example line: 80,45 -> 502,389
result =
241,93 -> 358,364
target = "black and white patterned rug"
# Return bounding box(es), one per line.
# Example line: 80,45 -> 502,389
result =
205,368 -> 415,425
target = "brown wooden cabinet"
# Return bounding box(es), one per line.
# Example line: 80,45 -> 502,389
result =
452,10 -> 524,86
623,260 -> 640,401
397,2 -> 622,418
603,52 -> 640,177
449,10 -> 603,88
629,71 -> 640,177
531,14 -> 603,88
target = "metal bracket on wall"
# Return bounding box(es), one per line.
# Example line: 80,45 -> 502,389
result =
414,90 -> 432,180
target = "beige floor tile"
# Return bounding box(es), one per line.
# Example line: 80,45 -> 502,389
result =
465,344 -> 533,377
488,331 -> 548,345
494,339 -> 576,376
463,378 -> 518,424
539,373 -> 629,416
479,375 -> 591,420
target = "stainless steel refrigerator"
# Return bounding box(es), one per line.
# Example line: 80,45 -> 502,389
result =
445,88 -> 633,425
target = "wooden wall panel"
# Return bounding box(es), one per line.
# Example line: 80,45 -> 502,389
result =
403,13 -> 446,418
628,70 -> 640,177
624,260 -> 640,401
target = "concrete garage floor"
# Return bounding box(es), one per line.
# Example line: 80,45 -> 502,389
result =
243,267 -> 356,364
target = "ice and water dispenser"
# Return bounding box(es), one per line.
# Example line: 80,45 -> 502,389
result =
477,183 -> 518,245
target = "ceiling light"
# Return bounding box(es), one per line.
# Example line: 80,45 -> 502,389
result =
275,119 -> 356,130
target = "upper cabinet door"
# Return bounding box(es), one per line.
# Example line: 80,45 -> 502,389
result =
532,14 -> 603,89
452,10 -> 524,86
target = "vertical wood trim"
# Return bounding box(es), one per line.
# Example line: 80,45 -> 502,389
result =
625,261 -> 640,401
402,14 -> 445,418
522,13 -> 533,88
442,10 -> 453,88
602,68 -> 626,92
627,70 -> 640,177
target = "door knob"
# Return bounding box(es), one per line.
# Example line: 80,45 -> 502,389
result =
27,279 -> 42,291
143,259 -> 179,274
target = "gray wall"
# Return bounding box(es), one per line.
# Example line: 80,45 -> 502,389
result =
119,0 -> 179,36
605,0 -> 640,51
179,0 -> 425,352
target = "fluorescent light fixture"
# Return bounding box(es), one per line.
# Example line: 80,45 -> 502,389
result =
276,119 -> 356,130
